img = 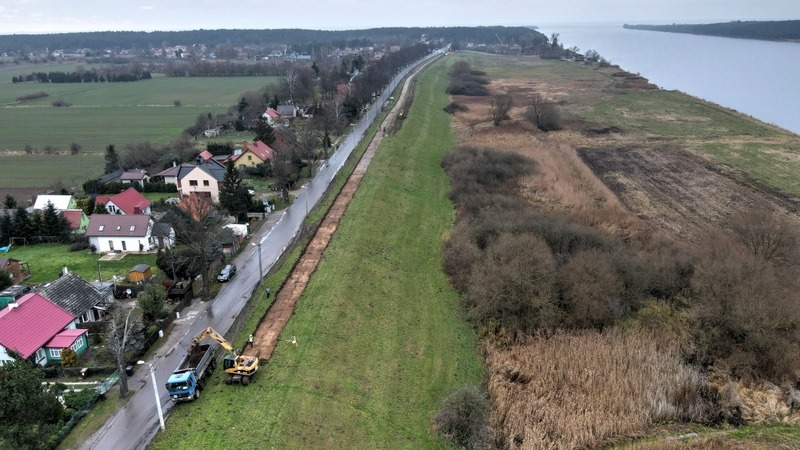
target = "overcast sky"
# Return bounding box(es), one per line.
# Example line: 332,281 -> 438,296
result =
1,0 -> 798,34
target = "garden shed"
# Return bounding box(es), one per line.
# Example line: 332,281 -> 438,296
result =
128,264 -> 152,283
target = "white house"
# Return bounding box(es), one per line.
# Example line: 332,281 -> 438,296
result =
31,195 -> 76,212
85,214 -> 156,253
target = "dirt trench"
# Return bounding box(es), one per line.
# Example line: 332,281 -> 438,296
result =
242,60 -> 431,362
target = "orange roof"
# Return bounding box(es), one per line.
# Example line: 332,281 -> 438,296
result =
241,140 -> 274,161
198,150 -> 214,160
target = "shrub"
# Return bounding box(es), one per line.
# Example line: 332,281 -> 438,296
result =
443,101 -> 468,114
15,91 -> 48,102
689,229 -> 800,380
51,99 -> 72,107
137,283 -> 166,322
466,233 -> 559,335
433,385 -> 490,450
559,249 -> 625,329
525,94 -> 562,131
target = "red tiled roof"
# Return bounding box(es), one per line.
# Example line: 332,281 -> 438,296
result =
0,293 -> 74,359
60,209 -> 84,230
45,328 -> 88,348
264,108 -> 280,119
95,195 -> 112,206
198,150 -> 213,160
241,140 -> 274,162
109,187 -> 150,215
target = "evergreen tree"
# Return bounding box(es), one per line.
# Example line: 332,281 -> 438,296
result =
253,117 -> 276,145
3,194 -> 17,209
12,207 -> 33,241
41,201 -> 70,240
104,144 -> 120,173
219,161 -> 252,222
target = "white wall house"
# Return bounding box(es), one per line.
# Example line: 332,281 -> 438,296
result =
85,214 -> 154,254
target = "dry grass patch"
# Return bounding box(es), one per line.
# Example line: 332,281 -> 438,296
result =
487,328 -> 710,450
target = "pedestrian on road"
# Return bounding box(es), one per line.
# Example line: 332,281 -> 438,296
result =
248,334 -> 254,348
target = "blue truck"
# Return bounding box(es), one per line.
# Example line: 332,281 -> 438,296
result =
165,341 -> 217,402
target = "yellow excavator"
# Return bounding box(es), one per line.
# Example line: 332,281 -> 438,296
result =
190,326 -> 260,385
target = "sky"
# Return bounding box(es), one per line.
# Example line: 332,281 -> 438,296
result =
1,0 -> 799,34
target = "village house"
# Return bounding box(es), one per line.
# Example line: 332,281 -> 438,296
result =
95,187 -> 151,215
0,293 -> 88,367
176,159 -> 226,202
232,140 -> 274,169
31,194 -> 76,212
35,271 -> 115,324
85,214 -> 172,253
119,169 -> 150,186
262,107 -> 281,126
60,209 -> 90,234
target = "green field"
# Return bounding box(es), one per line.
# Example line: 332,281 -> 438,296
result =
150,58 -> 482,448
0,72 -> 278,153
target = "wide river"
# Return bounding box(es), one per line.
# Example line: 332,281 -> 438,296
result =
536,23 -> 800,135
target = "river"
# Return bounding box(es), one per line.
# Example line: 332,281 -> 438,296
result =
536,23 -> 800,135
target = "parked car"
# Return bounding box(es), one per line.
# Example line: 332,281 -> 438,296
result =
217,264 -> 237,282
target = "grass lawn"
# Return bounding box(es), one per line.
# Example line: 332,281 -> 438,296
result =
6,243 -> 159,284
150,58 -> 482,448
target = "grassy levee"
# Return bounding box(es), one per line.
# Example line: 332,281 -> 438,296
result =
150,59 -> 482,448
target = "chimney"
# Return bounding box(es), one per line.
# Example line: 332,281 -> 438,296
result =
173,161 -> 176,168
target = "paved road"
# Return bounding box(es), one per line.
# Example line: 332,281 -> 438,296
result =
81,49 -> 442,450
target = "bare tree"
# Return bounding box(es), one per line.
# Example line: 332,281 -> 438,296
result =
490,94 -> 513,126
283,68 -> 299,105
107,306 -> 144,397
295,124 -> 319,177
525,93 -> 562,131
728,208 -> 800,266
178,195 -> 223,300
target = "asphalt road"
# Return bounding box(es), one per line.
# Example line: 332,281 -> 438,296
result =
80,50 -> 440,450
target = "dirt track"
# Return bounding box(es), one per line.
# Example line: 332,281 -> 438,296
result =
242,60 -> 430,362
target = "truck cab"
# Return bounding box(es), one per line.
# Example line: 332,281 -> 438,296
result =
165,370 -> 200,402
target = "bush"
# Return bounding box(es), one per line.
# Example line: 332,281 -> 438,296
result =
16,91 -> 48,102
69,238 -> 90,252
51,99 -> 72,107
443,101 -> 468,114
525,94 -> 562,131
559,250 -> 625,329
62,389 -> 97,410
433,385 -> 490,450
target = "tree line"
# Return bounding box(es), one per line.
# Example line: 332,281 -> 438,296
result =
12,69 -> 151,83
623,20 -> 800,41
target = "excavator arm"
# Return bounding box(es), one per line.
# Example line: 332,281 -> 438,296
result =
190,326 -> 237,355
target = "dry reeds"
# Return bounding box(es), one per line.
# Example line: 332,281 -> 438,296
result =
487,328 -> 710,449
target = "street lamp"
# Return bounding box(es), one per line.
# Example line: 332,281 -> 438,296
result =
137,360 -> 165,431
251,240 -> 263,285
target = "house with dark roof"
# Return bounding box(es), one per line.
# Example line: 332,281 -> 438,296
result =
35,272 -> 114,324
0,293 -> 88,366
98,168 -> 125,184
120,169 -> 150,185
95,187 -> 151,215
154,162 -> 195,187
85,214 -> 155,254
176,159 -> 227,202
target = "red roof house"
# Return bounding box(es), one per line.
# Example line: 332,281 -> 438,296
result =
59,209 -> 89,234
95,187 -> 151,215
233,140 -> 275,168
0,292 -> 79,366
